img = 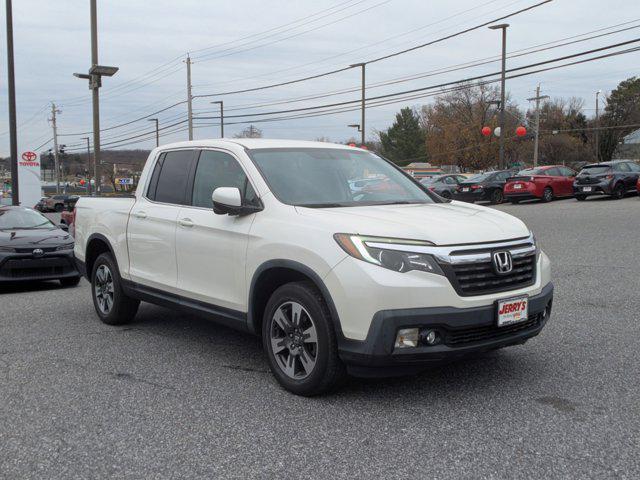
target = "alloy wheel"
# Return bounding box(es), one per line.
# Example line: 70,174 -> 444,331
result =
94,264 -> 115,315
270,301 -> 318,379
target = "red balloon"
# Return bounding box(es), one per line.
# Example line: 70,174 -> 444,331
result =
516,126 -> 527,137
79,179 -> 85,185
481,126 -> 492,137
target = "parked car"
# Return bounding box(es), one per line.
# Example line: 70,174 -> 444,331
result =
42,194 -> 77,212
34,197 -> 48,212
74,139 -> 553,396
60,207 -> 76,237
452,170 -> 515,204
573,160 -> 640,200
420,174 -> 467,199
0,206 -> 80,285
504,165 -> 576,203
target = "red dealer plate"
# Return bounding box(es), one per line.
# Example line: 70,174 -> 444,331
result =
496,296 -> 529,327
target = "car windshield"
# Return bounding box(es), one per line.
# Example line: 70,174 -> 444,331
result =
580,165 -> 610,175
0,207 -> 55,230
249,148 -> 434,207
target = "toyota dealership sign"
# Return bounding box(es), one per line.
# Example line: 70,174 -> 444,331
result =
18,151 -> 42,208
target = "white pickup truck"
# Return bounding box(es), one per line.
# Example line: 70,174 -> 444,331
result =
74,139 -> 553,396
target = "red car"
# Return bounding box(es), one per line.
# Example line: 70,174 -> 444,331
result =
504,165 -> 576,203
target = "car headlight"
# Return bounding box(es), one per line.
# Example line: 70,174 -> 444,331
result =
55,243 -> 74,251
334,234 -> 444,275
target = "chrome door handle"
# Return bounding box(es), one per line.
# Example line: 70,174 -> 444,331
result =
178,218 -> 194,227
133,211 -> 147,219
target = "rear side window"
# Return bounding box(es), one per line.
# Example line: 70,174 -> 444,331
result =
546,168 -> 561,176
559,167 -> 575,176
191,150 -> 258,209
613,163 -> 630,172
152,150 -> 195,205
625,162 -> 640,172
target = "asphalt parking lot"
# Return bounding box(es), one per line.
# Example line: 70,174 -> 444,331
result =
1,196 -> 639,479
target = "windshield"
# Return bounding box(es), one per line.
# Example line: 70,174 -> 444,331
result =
579,165 -> 611,175
0,207 -> 55,230
249,148 -> 434,207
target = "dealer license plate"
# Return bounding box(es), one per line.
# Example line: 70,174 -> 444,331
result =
462,187 -> 470,192
582,186 -> 592,192
497,296 -> 529,327
514,184 -> 523,189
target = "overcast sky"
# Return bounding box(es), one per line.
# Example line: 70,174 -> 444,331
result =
0,0 -> 638,157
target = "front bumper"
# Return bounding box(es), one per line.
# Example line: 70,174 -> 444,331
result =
338,282 -> 553,377
0,250 -> 79,282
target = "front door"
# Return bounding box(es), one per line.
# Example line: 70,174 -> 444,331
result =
175,149 -> 260,312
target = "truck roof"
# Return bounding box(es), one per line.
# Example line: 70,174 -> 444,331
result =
154,138 -> 360,151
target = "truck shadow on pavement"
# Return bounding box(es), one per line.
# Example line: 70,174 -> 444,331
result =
129,302 -> 545,400
0,280 -> 75,294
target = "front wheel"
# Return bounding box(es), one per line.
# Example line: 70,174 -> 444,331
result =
490,189 -> 504,205
91,253 -> 139,325
262,282 -> 345,396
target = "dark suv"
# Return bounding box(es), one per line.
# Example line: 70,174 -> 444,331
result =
574,160 -> 640,200
453,170 -> 516,204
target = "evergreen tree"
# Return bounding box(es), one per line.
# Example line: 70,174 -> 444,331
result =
378,107 -> 426,165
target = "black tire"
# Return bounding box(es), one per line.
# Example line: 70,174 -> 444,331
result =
541,187 -> 554,203
575,194 -> 587,201
60,276 -> 81,287
54,203 -> 64,212
440,191 -> 452,199
489,189 -> 504,205
262,281 -> 345,396
612,183 -> 625,200
91,252 -> 139,325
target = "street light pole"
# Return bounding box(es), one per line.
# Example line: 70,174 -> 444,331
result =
50,103 -> 61,194
81,137 -> 92,192
147,118 -> 159,147
5,0 -> 19,205
350,63 -> 366,145
595,90 -> 602,162
210,101 -> 224,138
489,24 -> 509,169
186,54 -> 193,140
73,0 -> 118,196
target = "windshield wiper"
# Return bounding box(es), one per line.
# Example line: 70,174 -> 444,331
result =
297,203 -> 349,208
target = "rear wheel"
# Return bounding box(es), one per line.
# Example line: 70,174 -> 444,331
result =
91,253 -> 139,325
541,187 -> 554,203
262,281 -> 345,396
490,189 -> 504,205
612,183 -> 625,200
54,203 -> 64,212
575,194 -> 587,201
440,191 -> 452,199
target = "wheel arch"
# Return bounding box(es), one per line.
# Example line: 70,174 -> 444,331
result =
84,233 -> 119,280
247,260 -> 344,339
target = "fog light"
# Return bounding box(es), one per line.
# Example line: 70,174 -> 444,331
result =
423,329 -> 438,345
395,328 -> 419,348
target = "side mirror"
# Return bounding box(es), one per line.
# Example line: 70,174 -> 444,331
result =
59,222 -> 69,232
212,187 -> 262,216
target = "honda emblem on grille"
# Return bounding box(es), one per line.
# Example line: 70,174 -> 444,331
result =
32,248 -> 44,258
493,251 -> 513,274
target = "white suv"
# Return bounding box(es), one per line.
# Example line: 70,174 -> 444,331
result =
74,139 -> 553,396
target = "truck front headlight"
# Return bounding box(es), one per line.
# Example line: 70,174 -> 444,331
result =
334,233 -> 444,275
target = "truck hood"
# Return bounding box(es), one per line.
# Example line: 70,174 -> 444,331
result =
295,201 -> 529,245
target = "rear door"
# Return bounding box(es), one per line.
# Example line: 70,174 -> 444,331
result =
175,149 -> 260,312
545,167 -> 564,196
558,167 -> 576,196
127,149 -> 197,292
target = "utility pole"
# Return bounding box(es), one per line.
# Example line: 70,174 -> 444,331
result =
595,90 -> 602,162
210,101 -> 224,137
527,85 -> 549,167
5,0 -> 19,205
350,63 -> 366,145
73,0 -> 118,196
148,118 -> 159,147
81,136 -> 92,193
489,24 -> 509,169
186,55 -> 194,140
50,103 -> 62,194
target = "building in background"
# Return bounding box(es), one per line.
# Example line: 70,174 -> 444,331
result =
615,129 -> 640,160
